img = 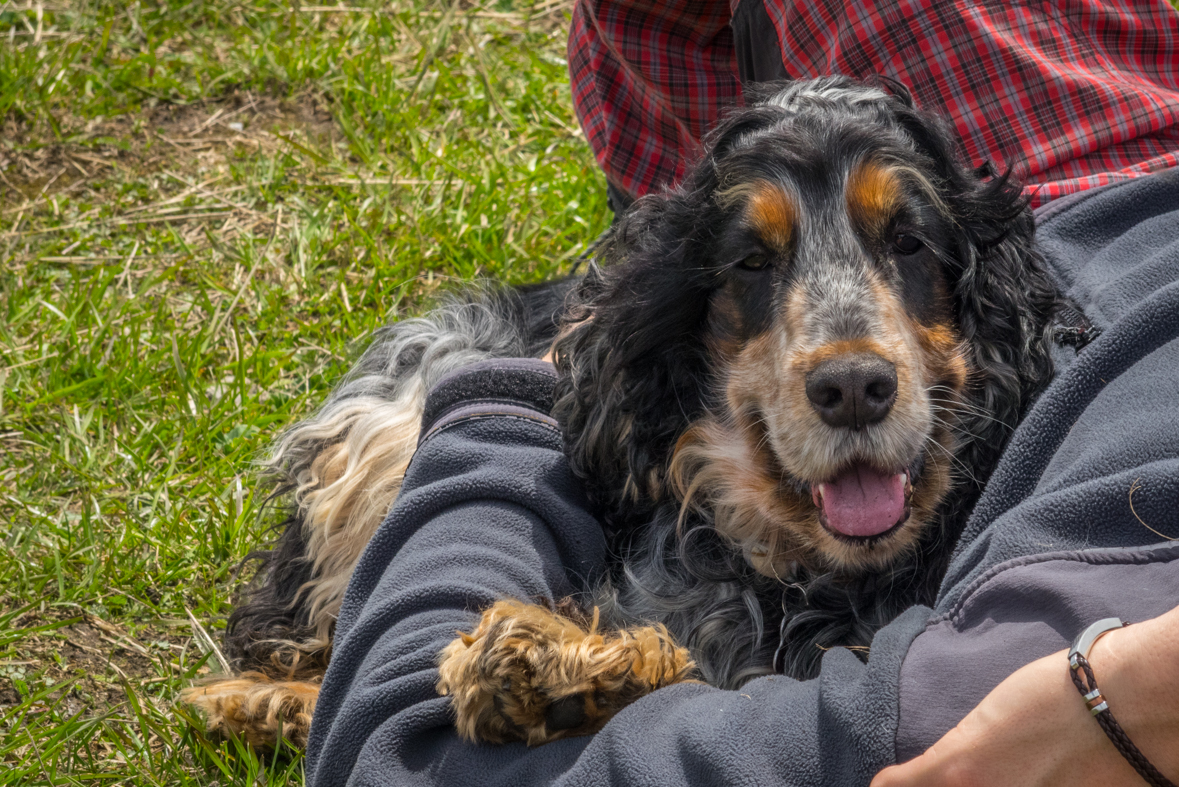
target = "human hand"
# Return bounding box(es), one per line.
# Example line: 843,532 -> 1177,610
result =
871,606 -> 1179,787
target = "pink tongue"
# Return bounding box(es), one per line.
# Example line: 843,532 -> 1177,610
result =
813,464 -> 906,538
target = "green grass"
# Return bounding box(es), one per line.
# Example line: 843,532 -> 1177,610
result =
11,2 -> 1177,784
0,1 -> 607,783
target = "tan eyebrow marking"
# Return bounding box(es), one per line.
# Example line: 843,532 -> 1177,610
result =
846,161 -> 904,235
746,183 -> 797,252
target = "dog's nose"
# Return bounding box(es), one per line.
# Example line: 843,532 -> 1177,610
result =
805,354 -> 898,430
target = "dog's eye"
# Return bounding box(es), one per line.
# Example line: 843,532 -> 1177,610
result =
738,254 -> 770,271
892,234 -> 923,255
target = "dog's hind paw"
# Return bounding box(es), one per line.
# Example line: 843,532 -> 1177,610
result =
436,599 -> 695,746
181,672 -> 320,749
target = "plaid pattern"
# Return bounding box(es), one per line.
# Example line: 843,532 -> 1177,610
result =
569,0 -> 1179,207
568,0 -> 740,199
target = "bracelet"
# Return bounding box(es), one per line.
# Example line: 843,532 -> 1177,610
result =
1068,618 -> 1177,787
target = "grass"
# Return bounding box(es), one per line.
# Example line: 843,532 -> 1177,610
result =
9,2 -> 1178,785
0,0 -> 608,783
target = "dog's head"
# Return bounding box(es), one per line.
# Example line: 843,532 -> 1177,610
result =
554,77 -> 1060,577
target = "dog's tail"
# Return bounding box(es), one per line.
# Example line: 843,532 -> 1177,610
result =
183,279 -> 577,748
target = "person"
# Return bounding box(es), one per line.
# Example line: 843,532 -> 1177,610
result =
304,1 -> 1179,784
569,0 -> 1179,212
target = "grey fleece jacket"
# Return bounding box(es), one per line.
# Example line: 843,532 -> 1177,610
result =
306,168 -> 1179,786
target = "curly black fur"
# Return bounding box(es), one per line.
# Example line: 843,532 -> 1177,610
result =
552,76 -> 1066,686
225,513 -> 327,678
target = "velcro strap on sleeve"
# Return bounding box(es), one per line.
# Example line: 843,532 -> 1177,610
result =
419,358 -> 558,445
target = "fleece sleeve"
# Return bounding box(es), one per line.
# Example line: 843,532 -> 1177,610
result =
304,358 -> 929,787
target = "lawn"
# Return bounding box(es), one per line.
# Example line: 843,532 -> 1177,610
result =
0,1 -> 608,784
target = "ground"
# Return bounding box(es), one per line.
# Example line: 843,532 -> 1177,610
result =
0,1 -> 607,784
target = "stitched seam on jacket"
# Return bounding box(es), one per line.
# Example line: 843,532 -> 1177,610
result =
419,411 -> 560,446
424,396 -> 556,433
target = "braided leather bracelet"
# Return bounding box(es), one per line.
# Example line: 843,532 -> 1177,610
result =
1068,618 -> 1177,787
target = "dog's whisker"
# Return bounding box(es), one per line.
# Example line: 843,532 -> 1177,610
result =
923,433 -> 982,486
931,405 -> 1015,432
930,414 -> 988,444
926,395 -> 1015,430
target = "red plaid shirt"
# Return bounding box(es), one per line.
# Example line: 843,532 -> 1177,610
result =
568,0 -> 1179,207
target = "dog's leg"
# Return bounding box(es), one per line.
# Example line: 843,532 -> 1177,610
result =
181,672 -> 320,749
437,599 -> 696,746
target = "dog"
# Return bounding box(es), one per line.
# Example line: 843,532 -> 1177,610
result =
183,77 -> 1083,749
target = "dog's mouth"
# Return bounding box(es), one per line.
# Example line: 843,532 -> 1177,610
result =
810,459 -> 919,544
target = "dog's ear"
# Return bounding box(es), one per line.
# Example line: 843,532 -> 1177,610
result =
554,105 -> 801,532
892,99 -> 1062,476
949,185 -> 1059,476
552,191 -> 719,533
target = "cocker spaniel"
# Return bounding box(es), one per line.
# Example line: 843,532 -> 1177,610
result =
183,77 -> 1087,749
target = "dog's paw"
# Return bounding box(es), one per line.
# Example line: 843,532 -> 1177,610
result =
181,672 -> 320,749
436,599 -> 695,745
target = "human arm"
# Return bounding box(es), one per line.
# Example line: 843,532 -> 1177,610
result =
875,170 -> 1179,786
873,605 -> 1179,787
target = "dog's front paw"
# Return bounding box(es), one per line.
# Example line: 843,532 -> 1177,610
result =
436,599 -> 695,745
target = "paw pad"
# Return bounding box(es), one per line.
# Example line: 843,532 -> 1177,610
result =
544,694 -> 587,731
